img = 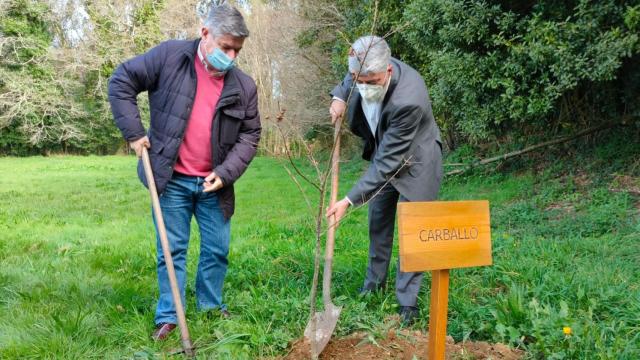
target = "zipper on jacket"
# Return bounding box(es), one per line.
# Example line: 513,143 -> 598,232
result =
212,87 -> 241,168
167,64 -> 198,182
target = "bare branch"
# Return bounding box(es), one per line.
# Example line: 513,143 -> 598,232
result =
446,122 -> 623,176
274,114 -> 322,192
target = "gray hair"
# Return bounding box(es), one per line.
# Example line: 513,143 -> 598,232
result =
204,3 -> 249,38
348,35 -> 390,75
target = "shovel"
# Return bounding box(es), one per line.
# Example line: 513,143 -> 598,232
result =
141,147 -> 195,357
304,119 -> 343,358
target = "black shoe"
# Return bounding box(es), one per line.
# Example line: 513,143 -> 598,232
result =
357,287 -> 372,297
357,284 -> 386,296
399,306 -> 419,326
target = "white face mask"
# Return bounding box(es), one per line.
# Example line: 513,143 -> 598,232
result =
356,72 -> 390,103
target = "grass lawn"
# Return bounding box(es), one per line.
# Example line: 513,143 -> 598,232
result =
0,141 -> 639,359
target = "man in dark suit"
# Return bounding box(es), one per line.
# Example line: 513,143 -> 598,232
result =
326,35 -> 443,325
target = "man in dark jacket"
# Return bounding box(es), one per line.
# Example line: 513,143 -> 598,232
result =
108,4 -> 260,340
326,35 -> 443,325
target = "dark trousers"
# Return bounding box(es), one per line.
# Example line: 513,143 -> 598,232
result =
362,183 -> 423,307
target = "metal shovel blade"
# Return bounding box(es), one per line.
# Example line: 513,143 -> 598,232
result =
304,303 -> 342,358
167,344 -> 196,357
304,118 -> 343,359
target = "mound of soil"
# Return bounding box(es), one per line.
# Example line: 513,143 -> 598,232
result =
281,329 -> 524,360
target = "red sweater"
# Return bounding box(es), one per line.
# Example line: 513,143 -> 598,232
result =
174,57 -> 224,177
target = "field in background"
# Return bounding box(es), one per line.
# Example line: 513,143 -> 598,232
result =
0,140 -> 638,359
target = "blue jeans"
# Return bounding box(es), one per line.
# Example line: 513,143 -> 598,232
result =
153,173 -> 230,325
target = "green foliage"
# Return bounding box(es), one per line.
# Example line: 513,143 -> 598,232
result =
0,0 -> 52,79
0,123 -> 31,154
132,0 -> 165,53
1,134 -> 639,358
1,0 -> 51,67
0,0 -> 87,155
0,0 -> 166,155
326,0 -> 640,145
438,131 -> 640,358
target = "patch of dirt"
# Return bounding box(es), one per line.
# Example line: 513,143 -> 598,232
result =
609,175 -> 640,212
544,201 -> 575,216
609,175 -> 640,196
280,330 -> 524,360
573,172 -> 592,189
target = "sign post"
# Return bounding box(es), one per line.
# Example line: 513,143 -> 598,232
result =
398,200 -> 492,360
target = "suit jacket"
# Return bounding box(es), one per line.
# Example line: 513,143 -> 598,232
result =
331,58 -> 443,206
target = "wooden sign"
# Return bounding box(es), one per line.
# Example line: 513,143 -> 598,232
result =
398,200 -> 492,272
397,200 -> 492,360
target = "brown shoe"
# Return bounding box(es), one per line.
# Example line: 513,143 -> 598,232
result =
152,323 -> 176,341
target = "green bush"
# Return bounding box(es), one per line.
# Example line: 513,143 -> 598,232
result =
0,0 -> 164,155
328,1 -> 640,145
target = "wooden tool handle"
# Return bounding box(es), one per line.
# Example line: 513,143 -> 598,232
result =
323,118 -> 341,305
141,148 -> 194,356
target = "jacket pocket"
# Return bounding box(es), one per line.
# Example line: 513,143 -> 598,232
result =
222,108 -> 245,120
220,119 -> 242,145
220,108 -> 245,145
148,130 -> 166,155
151,143 -> 165,155
407,144 -> 426,178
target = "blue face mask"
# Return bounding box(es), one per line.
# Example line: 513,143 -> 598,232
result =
206,47 -> 235,72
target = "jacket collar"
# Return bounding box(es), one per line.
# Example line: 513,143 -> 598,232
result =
186,39 -> 199,61
188,39 -> 241,108
383,58 -> 400,106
